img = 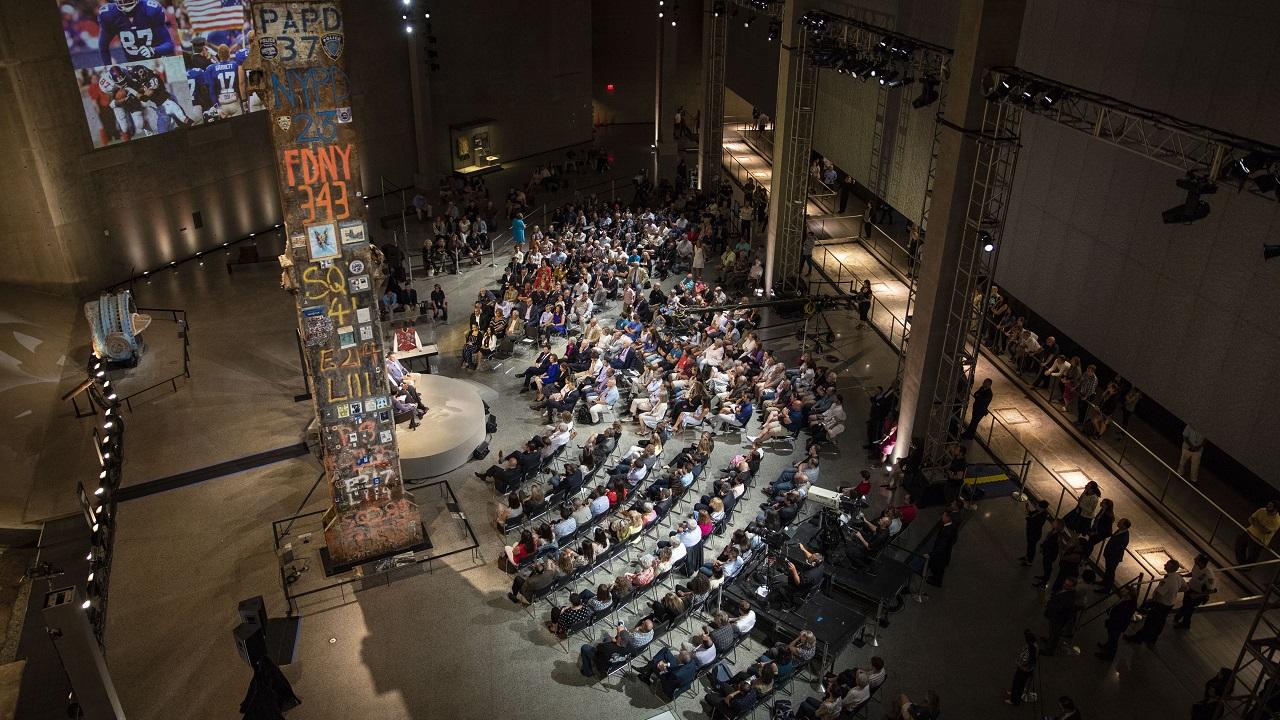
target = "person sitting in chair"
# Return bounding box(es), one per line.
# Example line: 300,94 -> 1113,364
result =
777,544 -> 825,608
846,516 -> 892,569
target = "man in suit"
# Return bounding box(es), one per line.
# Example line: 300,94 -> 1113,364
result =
636,647 -> 700,699
1019,500 -> 1051,566
1095,586 -> 1137,659
475,456 -> 523,494
1042,576 -> 1082,655
1097,519 -> 1131,591
519,344 -> 554,392
609,344 -> 635,371
926,511 -> 959,587
962,378 -> 994,438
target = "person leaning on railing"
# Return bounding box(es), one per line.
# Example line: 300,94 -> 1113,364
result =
1235,501 -> 1280,565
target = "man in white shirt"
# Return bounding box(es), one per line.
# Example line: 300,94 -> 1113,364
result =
1173,554 -> 1216,629
838,674 -> 871,713
672,520 -> 702,548
730,600 -> 756,636
1126,559 -> 1186,644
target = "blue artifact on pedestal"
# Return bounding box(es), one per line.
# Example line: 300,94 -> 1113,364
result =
84,291 -> 152,366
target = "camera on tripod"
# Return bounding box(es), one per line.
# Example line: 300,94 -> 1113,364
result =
746,521 -> 788,550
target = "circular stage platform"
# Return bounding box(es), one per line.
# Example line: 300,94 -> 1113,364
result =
398,373 -> 487,479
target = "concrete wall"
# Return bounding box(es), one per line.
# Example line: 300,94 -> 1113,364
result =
591,0 -> 659,126
0,1 -> 418,296
724,10 -> 780,117
996,1 -> 1280,484
426,0 -> 592,170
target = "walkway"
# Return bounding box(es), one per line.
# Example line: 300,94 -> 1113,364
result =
719,126 -> 1271,602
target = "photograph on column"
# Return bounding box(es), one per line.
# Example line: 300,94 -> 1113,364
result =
60,0 -> 265,148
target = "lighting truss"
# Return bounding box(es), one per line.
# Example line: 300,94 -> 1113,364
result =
986,66 -> 1280,205
798,9 -> 952,80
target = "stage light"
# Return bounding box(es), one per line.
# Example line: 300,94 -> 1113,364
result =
1036,85 -> 1063,109
81,600 -> 91,610
985,73 -> 1016,100
85,552 -> 93,561
978,230 -> 995,252
671,19 -> 677,26
1161,173 -> 1217,224
658,11 -> 663,17
1265,245 -> 1280,261
404,24 -> 413,33
94,486 -> 105,496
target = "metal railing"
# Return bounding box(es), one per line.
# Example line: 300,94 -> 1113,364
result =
808,245 -> 910,352
117,307 -> 191,413
987,347 -> 1280,577
975,408 -> 1181,604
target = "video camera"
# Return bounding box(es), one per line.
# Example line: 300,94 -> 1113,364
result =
746,521 -> 789,551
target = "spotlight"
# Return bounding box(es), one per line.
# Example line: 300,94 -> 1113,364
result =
912,75 -> 940,108
744,13 -> 755,27
404,24 -> 413,33
767,19 -> 781,41
1265,245 -> 1280,261
658,10 -> 663,17
984,73 -> 1016,100
712,0 -> 724,16
1161,173 -> 1217,224
977,230 -> 996,252
1036,84 -> 1063,109
81,600 -> 91,610
671,18 -> 677,26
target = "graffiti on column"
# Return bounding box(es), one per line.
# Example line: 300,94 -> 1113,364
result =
249,0 -> 425,571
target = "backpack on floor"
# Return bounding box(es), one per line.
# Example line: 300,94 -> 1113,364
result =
770,699 -> 794,720
486,414 -> 498,434
472,441 -> 490,460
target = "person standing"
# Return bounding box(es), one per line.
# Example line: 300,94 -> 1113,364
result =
1005,629 -> 1039,706
1095,586 -> 1137,660
854,280 -> 872,328
1033,519 -> 1065,589
1097,518 -> 1130,591
510,212 -> 527,259
1120,386 -> 1141,428
1173,554 -> 1217,629
1239,502 -> 1280,564
1074,365 -> 1098,426
1176,424 -> 1205,484
962,378 -> 994,439
1042,576 -> 1082,655
1126,559 -> 1186,645
925,511 -> 959,587
1019,500 -> 1051,566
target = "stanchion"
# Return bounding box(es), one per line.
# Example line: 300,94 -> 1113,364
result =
913,556 -> 930,604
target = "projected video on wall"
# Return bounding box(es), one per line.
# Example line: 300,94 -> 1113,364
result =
60,0 -> 265,149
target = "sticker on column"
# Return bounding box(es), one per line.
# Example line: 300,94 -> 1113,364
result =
307,223 -> 340,260
339,220 -> 366,245
337,325 -> 356,348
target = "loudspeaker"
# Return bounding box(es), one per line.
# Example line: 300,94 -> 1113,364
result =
234,621 -> 268,666
238,595 -> 268,629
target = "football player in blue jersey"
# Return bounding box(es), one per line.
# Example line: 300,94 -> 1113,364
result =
97,0 -> 176,66
204,44 -> 244,118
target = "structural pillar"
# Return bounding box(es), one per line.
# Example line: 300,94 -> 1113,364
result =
697,0 -> 727,190
251,0 -> 427,572
895,0 -> 1027,464
763,0 -> 817,295
408,30 -> 437,185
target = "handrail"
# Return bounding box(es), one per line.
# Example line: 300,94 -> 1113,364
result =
977,407 -> 1218,603
986,343 -> 1280,572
